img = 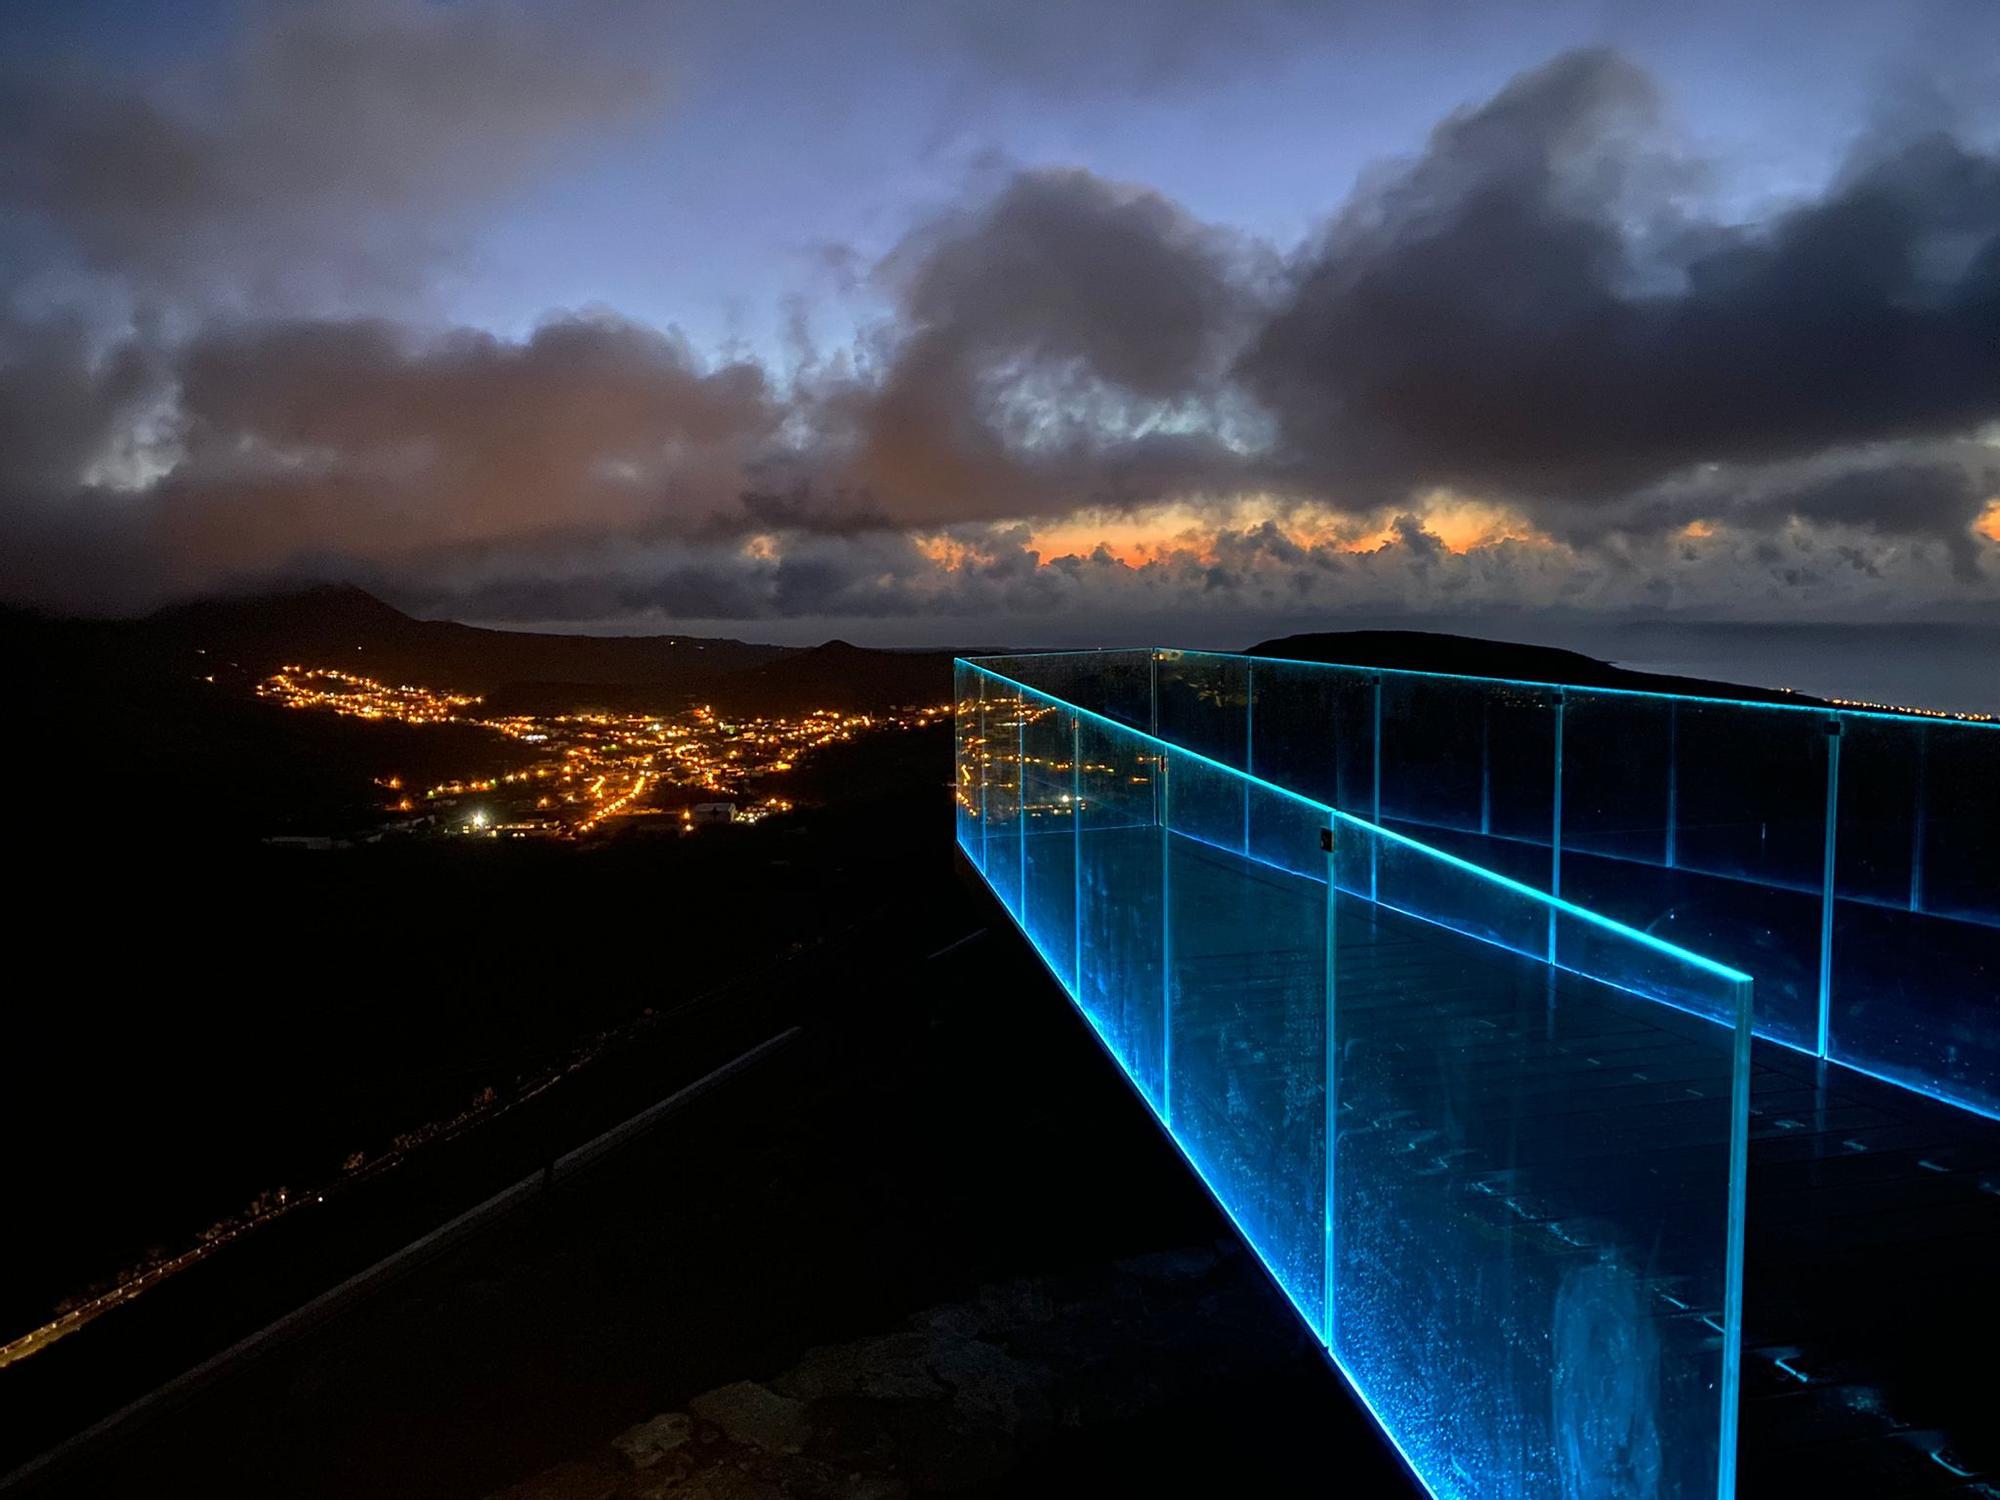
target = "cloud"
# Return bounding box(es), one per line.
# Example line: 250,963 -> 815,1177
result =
824,166 -> 1265,524
1749,458 -> 1997,582
1,31 -> 1997,631
0,310 -> 166,492
378,497 -> 1989,636
157,310 -> 783,564
0,0 -> 670,308
1242,48 -> 2000,512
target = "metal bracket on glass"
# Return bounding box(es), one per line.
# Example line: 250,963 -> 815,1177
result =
1320,826 -> 1334,853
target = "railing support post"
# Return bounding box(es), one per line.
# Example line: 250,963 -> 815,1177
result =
1321,823 -> 1338,1351
1369,674 -> 1383,902
1149,650 -> 1161,827
1549,689 -> 1566,963
1243,660 -> 1254,853
1017,703 -> 1027,907
1817,716 -> 1843,1060
1072,715 -> 1083,999
1665,699 -> 1679,870
1479,699 -> 1492,836
1719,973 -> 1752,1500
978,674 -> 989,870
1160,751 -> 1173,1128
1910,724 -> 1927,914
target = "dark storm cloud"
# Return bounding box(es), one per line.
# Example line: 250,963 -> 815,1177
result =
1,29 -> 1996,624
1749,459 -> 1997,582
0,310 -> 172,608
0,0 -> 669,305
156,311 -> 781,564
834,166 -> 1265,521
1242,48 -> 2000,510
0,311 -> 165,491
890,167 -> 1250,400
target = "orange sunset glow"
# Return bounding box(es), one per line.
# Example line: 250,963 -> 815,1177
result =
1008,493 -> 1546,570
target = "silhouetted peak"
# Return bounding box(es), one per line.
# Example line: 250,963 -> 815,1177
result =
150,582 -> 413,631
1243,629 -> 1808,705
1247,630 -> 1609,681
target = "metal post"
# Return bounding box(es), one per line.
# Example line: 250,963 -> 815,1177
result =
1073,716 -> 1083,998
1160,752 -> 1173,1127
1549,689 -> 1566,963
1017,704 -> 1026,908
1717,972 -> 1752,1500
1824,720 -> 1848,1064
1149,648 -> 1160,739
1665,699 -> 1679,869
1480,699 -> 1492,837
1370,674 -> 1383,902
1371,674 -> 1384,823
1149,650 -> 1161,828
1910,725 -> 1927,914
1321,822 -> 1338,1351
1243,661 -> 1254,853
978,675 -> 989,870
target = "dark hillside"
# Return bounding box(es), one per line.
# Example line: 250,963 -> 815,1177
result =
142,584 -> 790,691
4,608 -> 537,842
702,639 -> 958,714
1245,628 -> 1822,705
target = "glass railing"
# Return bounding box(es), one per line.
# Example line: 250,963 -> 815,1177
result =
985,648 -> 1999,1121
956,658 -> 1753,1500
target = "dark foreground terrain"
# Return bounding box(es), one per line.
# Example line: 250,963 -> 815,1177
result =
8,866 -> 1415,1498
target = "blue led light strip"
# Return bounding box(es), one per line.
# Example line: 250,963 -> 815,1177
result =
963,662 -> 1751,990
1121,645 -> 2000,733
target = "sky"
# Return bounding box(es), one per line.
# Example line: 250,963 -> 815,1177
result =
4,0 -> 2000,702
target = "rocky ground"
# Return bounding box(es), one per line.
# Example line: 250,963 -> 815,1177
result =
495,1244 -> 1325,1499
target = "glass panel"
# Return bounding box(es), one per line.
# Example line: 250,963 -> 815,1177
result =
1155,650 -> 1250,770
1076,714 -> 1167,1109
1241,656 -> 1376,815
1833,714 -> 1925,909
1828,896 -> 2000,1114
1377,674 -> 1484,833
1561,700 -> 1830,1053
952,660 -> 977,857
1920,718 -> 2000,927
978,672 -> 1024,918
1671,701 -> 1829,892
1329,812 -> 1749,1500
969,649 -> 1154,730
1357,816 -> 1551,962
1165,744 -> 1330,1334
1564,690 -> 1675,865
1377,674 -> 1560,890
1018,694 -> 1078,992
1831,714 -> 2000,1114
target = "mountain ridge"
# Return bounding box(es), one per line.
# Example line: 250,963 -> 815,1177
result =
1243,629 -> 1819,706
135,583 -> 791,692
19,584 -> 1834,713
